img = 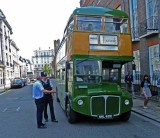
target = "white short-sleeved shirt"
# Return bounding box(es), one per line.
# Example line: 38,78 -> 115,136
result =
32,80 -> 44,99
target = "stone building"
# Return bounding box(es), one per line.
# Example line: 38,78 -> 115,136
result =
80,0 -> 160,85
32,47 -> 54,77
0,9 -> 14,87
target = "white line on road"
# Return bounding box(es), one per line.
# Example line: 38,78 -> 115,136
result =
16,106 -> 21,111
2,108 -> 7,112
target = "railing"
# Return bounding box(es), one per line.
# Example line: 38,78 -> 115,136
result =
121,73 -> 160,101
121,83 -> 160,101
32,55 -> 53,58
139,16 -> 158,36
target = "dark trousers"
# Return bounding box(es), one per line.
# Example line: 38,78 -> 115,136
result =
44,94 -> 56,121
35,97 -> 45,127
126,83 -> 132,92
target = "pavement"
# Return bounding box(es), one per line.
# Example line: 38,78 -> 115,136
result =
0,85 -> 10,94
132,96 -> 160,123
0,86 -> 160,123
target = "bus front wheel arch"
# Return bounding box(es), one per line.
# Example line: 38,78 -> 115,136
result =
65,99 -> 78,123
119,110 -> 131,121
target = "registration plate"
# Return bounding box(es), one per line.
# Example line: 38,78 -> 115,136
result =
98,115 -> 113,119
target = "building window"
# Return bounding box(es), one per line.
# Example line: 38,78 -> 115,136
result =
133,50 -> 141,84
146,0 -> 158,30
149,44 -> 160,85
129,0 -> 139,40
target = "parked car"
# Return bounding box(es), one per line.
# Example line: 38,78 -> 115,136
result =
21,77 -> 29,86
11,78 -> 24,88
30,78 -> 36,83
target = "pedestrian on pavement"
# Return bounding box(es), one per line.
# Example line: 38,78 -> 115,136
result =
141,74 -> 152,109
125,71 -> 136,98
32,76 -> 55,129
41,72 -> 58,123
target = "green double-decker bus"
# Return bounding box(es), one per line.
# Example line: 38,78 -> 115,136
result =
55,6 -> 133,123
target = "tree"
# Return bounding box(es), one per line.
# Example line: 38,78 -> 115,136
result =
43,64 -> 51,75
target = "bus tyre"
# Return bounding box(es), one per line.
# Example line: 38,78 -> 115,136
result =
119,111 -> 131,121
66,100 -> 77,123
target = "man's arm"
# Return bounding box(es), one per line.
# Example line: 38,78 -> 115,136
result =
39,81 -> 55,93
41,89 -> 56,93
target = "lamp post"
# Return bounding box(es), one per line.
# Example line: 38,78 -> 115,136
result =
132,60 -> 136,84
132,60 -> 137,98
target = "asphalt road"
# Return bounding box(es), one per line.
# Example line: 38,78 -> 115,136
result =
0,84 -> 160,138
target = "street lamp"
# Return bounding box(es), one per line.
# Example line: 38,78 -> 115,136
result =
132,60 -> 136,84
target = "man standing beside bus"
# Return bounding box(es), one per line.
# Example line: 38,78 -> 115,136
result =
32,76 -> 55,129
41,72 -> 58,123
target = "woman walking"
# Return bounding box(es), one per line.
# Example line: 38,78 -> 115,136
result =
141,74 -> 152,108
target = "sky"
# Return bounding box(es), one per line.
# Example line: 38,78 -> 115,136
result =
0,0 -> 80,60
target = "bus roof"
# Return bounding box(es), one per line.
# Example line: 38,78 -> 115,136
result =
72,6 -> 128,18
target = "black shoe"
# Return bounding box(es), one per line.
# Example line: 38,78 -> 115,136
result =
45,119 -> 48,122
52,119 -> 58,123
37,125 -> 47,129
41,123 -> 46,126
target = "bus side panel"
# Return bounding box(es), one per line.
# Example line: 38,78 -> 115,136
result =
118,34 -> 132,56
56,79 -> 66,110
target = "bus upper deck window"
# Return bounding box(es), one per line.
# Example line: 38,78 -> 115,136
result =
77,16 -> 102,32
105,18 -> 128,33
87,24 -> 93,31
120,20 -> 128,33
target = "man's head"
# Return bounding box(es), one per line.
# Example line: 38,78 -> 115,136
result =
36,75 -> 41,81
41,72 -> 47,81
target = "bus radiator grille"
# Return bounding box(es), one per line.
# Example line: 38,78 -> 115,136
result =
91,96 -> 120,117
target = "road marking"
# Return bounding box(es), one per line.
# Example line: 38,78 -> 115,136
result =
2,108 -> 7,112
16,106 -> 21,111
1,106 -> 21,112
7,97 -> 19,100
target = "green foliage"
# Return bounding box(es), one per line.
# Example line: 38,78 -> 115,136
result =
43,64 -> 51,75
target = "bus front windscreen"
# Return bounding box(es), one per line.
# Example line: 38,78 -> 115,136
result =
75,60 -> 101,83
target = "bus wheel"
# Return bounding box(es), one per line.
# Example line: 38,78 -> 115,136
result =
56,88 -> 60,102
119,111 -> 131,121
66,100 -> 77,123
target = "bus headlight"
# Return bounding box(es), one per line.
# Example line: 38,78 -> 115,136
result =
125,99 -> 129,105
77,99 -> 83,106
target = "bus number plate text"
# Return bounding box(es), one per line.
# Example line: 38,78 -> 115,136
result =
98,115 -> 113,119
